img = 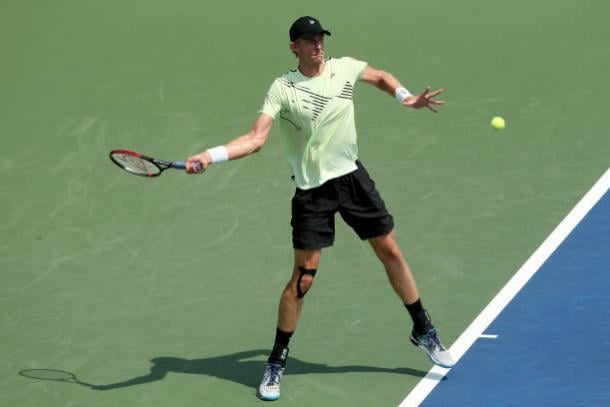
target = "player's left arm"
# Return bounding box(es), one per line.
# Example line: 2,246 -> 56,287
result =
359,66 -> 445,113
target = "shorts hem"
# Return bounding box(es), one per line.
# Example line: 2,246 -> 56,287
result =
356,219 -> 395,241
292,241 -> 334,250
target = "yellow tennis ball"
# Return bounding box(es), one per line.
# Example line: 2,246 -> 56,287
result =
491,116 -> 506,130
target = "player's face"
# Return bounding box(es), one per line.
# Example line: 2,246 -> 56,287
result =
293,34 -> 325,63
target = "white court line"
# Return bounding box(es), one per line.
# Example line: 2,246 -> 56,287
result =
399,168 -> 610,407
478,334 -> 498,339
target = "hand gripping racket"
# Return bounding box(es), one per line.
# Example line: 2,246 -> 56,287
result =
109,149 -> 202,177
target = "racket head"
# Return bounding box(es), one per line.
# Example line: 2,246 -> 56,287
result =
19,369 -> 78,382
109,149 -> 162,177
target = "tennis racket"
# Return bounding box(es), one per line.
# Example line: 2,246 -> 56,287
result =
19,369 -> 93,388
109,149 -> 202,177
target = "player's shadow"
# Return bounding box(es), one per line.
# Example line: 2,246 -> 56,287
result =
91,349 -> 430,390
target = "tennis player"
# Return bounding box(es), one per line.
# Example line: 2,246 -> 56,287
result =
186,16 -> 454,401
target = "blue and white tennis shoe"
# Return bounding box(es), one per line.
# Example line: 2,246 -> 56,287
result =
257,363 -> 284,401
410,327 -> 455,368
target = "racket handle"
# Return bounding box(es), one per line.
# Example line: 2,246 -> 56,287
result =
174,161 -> 203,173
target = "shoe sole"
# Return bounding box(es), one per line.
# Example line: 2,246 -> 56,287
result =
257,391 -> 280,401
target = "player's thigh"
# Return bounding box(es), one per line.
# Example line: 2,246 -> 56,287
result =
291,185 -> 338,249
338,162 -> 394,240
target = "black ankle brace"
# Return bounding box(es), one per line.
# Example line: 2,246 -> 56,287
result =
268,346 -> 289,367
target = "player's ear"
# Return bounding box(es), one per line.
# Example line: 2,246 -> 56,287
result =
289,41 -> 298,57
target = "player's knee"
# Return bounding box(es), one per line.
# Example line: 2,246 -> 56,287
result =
295,267 -> 317,299
377,243 -> 403,264
298,274 -> 315,294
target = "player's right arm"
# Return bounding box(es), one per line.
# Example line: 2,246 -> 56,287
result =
185,113 -> 274,173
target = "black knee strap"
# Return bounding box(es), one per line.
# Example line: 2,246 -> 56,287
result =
297,267 -> 317,299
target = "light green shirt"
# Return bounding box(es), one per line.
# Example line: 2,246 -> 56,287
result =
259,57 -> 368,189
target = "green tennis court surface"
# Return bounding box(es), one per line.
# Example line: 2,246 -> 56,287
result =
1,1 -> 608,406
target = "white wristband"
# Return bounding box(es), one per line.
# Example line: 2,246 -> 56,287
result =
394,87 -> 412,104
206,146 -> 229,163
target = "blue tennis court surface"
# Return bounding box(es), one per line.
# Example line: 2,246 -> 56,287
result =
419,185 -> 610,405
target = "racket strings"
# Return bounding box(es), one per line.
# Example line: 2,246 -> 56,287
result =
112,153 -> 159,176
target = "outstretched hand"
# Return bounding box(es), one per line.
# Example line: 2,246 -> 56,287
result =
404,86 -> 445,113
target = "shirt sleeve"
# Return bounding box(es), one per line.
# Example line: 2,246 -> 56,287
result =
343,57 -> 368,82
258,80 -> 283,120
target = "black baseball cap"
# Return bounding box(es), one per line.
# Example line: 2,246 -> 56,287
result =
289,16 -> 331,42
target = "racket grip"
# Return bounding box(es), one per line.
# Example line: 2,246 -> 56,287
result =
175,161 -> 203,173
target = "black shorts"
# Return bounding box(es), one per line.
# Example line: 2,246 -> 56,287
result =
291,161 -> 394,250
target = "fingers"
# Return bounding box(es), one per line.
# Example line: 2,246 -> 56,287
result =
185,162 -> 197,174
427,88 -> 443,98
420,86 -> 445,112
185,157 -> 207,174
404,86 -> 446,112
192,161 -> 204,173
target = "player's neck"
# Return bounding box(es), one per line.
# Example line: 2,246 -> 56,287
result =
298,59 -> 325,78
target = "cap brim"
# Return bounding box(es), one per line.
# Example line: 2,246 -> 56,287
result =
300,29 -> 331,39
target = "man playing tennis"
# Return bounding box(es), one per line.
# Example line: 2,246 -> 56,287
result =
186,16 -> 454,401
